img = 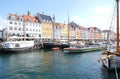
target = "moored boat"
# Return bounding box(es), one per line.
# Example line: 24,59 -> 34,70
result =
43,42 -> 70,49
63,44 -> 107,53
1,41 -> 34,52
98,0 -> 120,70
52,47 -> 60,50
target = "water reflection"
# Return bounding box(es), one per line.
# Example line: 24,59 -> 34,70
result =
0,50 -> 120,79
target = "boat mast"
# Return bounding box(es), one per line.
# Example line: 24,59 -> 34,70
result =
52,15 -> 55,43
67,11 -> 70,44
116,0 -> 120,55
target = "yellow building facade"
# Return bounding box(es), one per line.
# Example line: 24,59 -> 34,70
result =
41,22 -> 53,40
60,24 -> 68,40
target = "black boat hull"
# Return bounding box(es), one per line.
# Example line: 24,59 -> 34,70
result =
43,43 -> 70,49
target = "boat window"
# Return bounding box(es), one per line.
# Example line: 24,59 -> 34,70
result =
15,44 -> 19,47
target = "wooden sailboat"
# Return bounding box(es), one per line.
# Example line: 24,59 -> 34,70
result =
63,12 -> 107,53
98,0 -> 120,70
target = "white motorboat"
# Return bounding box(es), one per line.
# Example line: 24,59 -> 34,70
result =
1,41 -> 34,52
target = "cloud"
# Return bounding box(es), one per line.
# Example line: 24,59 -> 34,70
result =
71,16 -> 88,25
0,17 -> 8,30
95,6 -> 112,15
71,6 -> 113,30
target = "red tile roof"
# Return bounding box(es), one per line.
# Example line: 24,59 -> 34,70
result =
23,15 -> 37,22
88,27 -> 100,30
79,26 -> 87,30
8,14 -> 21,20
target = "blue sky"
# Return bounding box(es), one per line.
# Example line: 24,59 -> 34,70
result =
0,0 -> 116,30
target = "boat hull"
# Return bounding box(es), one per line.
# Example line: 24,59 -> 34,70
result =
1,46 -> 33,52
1,41 -> 34,52
52,47 -> 60,50
43,43 -> 70,49
64,46 -> 107,53
102,55 -> 120,70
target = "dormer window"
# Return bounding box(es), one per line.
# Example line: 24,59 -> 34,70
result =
10,16 -> 15,20
27,18 -> 31,22
35,20 -> 38,22
19,17 -> 23,21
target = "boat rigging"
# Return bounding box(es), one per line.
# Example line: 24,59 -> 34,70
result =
99,0 -> 120,71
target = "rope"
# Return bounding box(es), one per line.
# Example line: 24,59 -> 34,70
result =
108,1 -> 116,52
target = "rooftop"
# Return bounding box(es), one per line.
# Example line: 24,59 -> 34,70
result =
36,13 -> 52,23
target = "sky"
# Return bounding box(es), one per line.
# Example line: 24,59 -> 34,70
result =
0,0 -> 116,30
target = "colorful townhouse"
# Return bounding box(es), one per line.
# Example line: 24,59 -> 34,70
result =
60,23 -> 68,40
88,27 -> 101,40
36,13 -> 53,42
3,11 -> 41,41
69,22 -> 78,39
2,11 -> 116,43
79,25 -> 88,40
54,23 -> 61,40
102,30 -> 115,41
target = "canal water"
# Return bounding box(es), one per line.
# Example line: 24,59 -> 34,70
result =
0,50 -> 120,79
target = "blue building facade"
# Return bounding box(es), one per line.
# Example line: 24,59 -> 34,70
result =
54,23 -> 61,40
85,29 -> 89,40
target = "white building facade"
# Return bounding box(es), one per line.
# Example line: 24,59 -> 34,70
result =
3,12 -> 41,41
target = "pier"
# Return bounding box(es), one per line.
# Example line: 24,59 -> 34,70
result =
34,41 -> 43,49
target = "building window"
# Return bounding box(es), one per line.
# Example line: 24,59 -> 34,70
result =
33,23 -> 35,26
11,16 -> 15,20
26,28 -> 28,31
19,22 -> 21,26
27,23 -> 30,26
29,23 -> 31,26
14,27 -> 17,30
10,21 -> 13,24
9,33 -> 12,36
19,17 -> 23,21
25,23 -> 27,26
19,28 -> 21,31
36,24 -> 38,27
31,23 -> 33,26
14,22 -> 17,25
33,29 -> 35,32
9,26 -> 13,30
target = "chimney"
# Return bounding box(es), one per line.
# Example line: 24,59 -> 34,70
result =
28,10 -> 31,16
